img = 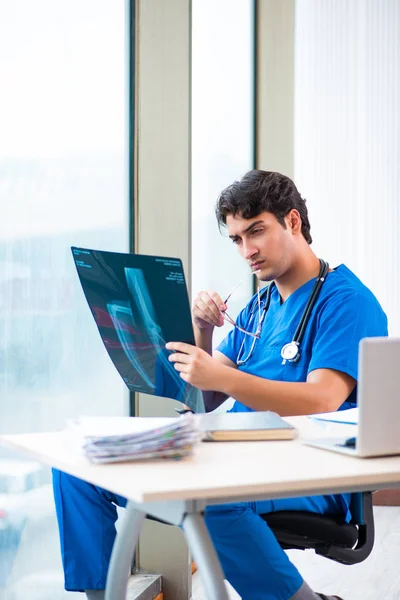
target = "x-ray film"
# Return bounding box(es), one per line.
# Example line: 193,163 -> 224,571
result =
71,247 -> 205,413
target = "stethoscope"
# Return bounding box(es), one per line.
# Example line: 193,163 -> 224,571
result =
237,259 -> 330,366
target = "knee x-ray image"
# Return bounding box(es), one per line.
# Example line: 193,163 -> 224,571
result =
71,247 -> 205,413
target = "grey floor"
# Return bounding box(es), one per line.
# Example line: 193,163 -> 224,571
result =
192,506 -> 400,600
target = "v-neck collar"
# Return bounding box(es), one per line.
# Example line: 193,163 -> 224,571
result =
272,269 -> 330,307
261,265 -> 342,310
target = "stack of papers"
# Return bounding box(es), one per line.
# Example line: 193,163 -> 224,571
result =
68,415 -> 201,464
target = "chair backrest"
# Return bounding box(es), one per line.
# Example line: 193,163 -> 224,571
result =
262,491 -> 375,566
349,491 -> 364,523
326,491 -> 374,565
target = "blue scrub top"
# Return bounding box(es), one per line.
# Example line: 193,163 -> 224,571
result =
217,264 -> 388,521
218,264 -> 388,412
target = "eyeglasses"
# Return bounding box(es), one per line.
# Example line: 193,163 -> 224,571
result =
222,272 -> 261,338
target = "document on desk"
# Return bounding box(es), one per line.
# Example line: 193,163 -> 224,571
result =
68,415 -> 202,464
308,407 -> 358,425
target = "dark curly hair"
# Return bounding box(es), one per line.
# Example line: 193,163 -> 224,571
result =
215,170 -> 312,244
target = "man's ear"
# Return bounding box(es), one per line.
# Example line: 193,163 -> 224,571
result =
287,209 -> 302,234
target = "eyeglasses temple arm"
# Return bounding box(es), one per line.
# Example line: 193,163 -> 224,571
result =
223,270 -> 260,305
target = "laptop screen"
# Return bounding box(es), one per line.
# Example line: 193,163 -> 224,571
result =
71,247 -> 205,413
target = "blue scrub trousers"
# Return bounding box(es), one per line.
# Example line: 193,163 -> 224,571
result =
52,469 -> 346,600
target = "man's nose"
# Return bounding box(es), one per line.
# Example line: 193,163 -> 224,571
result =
243,242 -> 258,261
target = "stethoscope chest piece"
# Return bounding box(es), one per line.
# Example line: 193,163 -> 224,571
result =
281,341 -> 300,365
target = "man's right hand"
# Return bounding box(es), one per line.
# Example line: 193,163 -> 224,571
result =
192,290 -> 227,331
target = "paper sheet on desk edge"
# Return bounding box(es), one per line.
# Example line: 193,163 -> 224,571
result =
68,415 -> 179,438
308,407 -> 358,425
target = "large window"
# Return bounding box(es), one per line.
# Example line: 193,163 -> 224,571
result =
191,0 -> 255,352
0,1 -> 129,595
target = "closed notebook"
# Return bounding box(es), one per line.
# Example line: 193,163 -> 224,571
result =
195,411 -> 296,442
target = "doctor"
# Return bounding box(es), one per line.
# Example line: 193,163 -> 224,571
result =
52,170 -> 387,600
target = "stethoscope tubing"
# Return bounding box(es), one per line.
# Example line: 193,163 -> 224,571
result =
236,259 -> 329,366
292,260 -> 329,346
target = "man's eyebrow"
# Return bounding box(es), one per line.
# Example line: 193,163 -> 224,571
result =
228,220 -> 265,239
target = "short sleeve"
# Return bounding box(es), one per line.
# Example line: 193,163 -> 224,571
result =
308,291 -> 388,380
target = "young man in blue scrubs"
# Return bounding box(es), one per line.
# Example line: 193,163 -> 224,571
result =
53,170 -> 388,600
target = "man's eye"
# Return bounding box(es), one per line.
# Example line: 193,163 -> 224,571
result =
231,238 -> 241,245
251,229 -> 262,235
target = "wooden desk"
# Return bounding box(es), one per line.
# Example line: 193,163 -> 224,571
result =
2,417 -> 400,600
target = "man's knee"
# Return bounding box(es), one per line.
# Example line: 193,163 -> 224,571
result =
52,469 -> 127,508
204,502 -> 256,540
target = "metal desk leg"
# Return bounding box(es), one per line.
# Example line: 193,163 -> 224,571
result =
182,512 -> 230,600
105,501 -> 145,600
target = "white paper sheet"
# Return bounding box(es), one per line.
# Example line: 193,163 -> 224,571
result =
308,407 -> 358,425
69,416 -> 177,437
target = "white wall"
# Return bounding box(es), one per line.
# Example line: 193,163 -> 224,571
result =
294,0 -> 400,334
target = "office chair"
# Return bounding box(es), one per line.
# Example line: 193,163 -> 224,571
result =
145,492 -> 374,568
261,491 -> 374,565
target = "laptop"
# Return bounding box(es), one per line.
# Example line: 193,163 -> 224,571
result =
304,337 -> 400,458
71,247 -> 205,413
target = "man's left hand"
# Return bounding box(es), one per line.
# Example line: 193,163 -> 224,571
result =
165,342 -> 226,391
